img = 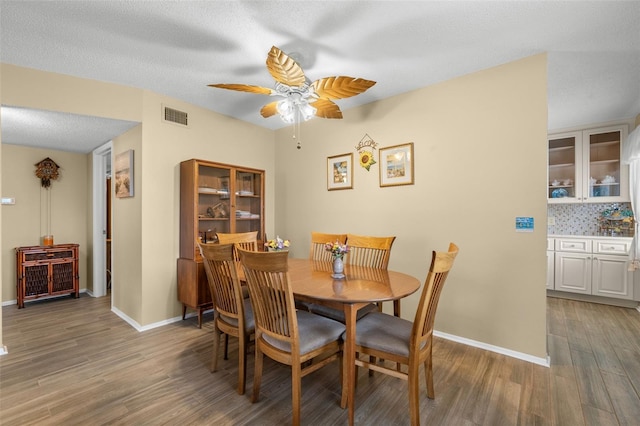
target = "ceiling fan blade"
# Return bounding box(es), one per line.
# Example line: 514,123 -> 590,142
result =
311,99 -> 343,119
208,83 -> 274,96
266,46 -> 306,87
260,101 -> 279,118
311,76 -> 376,100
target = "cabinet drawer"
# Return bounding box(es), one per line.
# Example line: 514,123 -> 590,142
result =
556,238 -> 592,253
593,239 -> 631,255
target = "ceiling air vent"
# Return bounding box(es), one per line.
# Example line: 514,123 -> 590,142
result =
163,106 -> 188,126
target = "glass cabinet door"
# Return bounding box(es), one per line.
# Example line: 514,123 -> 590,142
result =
548,132 -> 581,201
197,164 -> 231,242
234,170 -> 263,238
585,127 -> 623,199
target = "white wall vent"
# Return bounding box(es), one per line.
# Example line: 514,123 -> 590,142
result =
163,106 -> 188,126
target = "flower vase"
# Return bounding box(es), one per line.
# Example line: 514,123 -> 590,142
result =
332,255 -> 345,279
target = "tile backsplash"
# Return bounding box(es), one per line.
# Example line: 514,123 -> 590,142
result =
547,202 -> 633,236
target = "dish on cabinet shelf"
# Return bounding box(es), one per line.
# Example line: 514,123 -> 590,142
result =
198,187 -> 218,194
551,188 -> 568,198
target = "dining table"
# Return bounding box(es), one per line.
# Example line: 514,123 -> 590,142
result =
286,258 -> 421,426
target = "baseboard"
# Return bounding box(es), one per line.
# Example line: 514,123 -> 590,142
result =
433,330 -> 550,368
111,306 -> 213,332
0,345 -> 8,356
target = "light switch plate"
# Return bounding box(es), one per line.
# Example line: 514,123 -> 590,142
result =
548,216 -> 555,226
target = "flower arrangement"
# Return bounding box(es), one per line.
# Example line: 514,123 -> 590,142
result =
265,235 -> 290,251
325,240 -> 349,258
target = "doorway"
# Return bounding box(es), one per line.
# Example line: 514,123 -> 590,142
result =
92,141 -> 112,300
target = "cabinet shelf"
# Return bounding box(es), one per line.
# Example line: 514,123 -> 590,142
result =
549,163 -> 575,168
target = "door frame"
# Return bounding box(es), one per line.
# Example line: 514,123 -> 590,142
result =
92,141 -> 112,298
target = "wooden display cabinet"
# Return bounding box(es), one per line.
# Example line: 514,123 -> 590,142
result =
177,159 -> 265,327
15,244 -> 80,308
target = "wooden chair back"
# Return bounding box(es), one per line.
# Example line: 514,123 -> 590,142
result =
310,232 -> 347,262
238,248 -> 297,349
217,231 -> 259,262
198,242 -> 245,326
412,242 -> 459,354
345,234 -> 396,269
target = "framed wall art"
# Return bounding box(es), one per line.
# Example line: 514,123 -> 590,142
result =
379,142 -> 414,187
115,149 -> 134,198
327,153 -> 353,191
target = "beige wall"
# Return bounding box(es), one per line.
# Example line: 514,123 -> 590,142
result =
1,145 -> 90,298
0,64 -> 275,329
1,55 -> 547,359
275,54 -> 549,358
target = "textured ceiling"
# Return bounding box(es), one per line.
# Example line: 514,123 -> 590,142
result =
1,1 -> 639,153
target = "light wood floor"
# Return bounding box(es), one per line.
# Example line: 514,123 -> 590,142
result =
1,294 -> 639,425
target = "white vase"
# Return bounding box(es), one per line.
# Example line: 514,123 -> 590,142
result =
332,255 -> 345,279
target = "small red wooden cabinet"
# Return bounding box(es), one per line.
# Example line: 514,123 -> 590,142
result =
16,244 -> 79,308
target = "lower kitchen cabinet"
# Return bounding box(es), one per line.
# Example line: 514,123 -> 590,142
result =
551,236 -> 634,301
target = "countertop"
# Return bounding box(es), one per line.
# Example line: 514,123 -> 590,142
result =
549,234 -> 634,240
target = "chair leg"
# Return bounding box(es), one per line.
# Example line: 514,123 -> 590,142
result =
292,363 -> 302,426
224,333 -> 229,360
425,345 -> 435,399
251,345 -> 264,403
237,333 -> 247,395
408,360 -> 421,426
369,355 -> 376,376
211,322 -> 221,372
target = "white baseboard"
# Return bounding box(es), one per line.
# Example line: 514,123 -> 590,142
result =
0,345 -> 8,356
111,306 -> 213,332
433,330 -> 550,368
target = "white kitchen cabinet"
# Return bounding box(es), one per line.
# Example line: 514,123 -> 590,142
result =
551,236 -> 634,300
555,252 -> 592,294
548,124 -> 629,204
546,238 -> 555,290
546,250 -> 555,290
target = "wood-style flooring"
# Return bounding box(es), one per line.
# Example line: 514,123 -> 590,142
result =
1,294 -> 639,425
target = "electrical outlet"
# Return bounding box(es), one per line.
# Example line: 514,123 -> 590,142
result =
548,216 -> 555,226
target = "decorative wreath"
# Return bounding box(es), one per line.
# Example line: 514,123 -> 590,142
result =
35,157 -> 60,188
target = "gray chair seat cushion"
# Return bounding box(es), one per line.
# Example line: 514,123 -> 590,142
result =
262,310 -> 345,355
308,302 -> 378,323
219,297 -> 255,333
346,312 -> 414,358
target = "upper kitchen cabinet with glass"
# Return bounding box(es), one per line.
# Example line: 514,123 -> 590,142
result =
548,124 -> 629,204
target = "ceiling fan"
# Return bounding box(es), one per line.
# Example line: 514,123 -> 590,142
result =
209,46 -> 376,147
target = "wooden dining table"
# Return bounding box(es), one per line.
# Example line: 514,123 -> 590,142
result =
286,258 -> 421,426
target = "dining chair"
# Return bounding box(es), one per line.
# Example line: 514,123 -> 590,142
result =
308,233 -> 396,322
198,242 -> 255,395
344,233 -> 396,269
217,230 -> 259,260
348,243 -> 459,425
217,231 -> 259,298
309,231 -> 347,262
238,247 -> 345,426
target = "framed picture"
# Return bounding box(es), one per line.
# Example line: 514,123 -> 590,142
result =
379,142 -> 414,187
327,153 -> 353,190
115,149 -> 134,198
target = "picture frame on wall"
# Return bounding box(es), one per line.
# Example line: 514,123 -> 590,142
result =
115,149 -> 134,198
379,142 -> 414,187
327,153 -> 353,191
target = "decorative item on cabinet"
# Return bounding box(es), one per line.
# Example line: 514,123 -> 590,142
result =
16,244 -> 79,308
177,159 -> 265,328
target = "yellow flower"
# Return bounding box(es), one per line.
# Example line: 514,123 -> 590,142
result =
359,150 -> 376,171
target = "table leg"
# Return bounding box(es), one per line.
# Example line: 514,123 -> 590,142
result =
341,303 -> 357,426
